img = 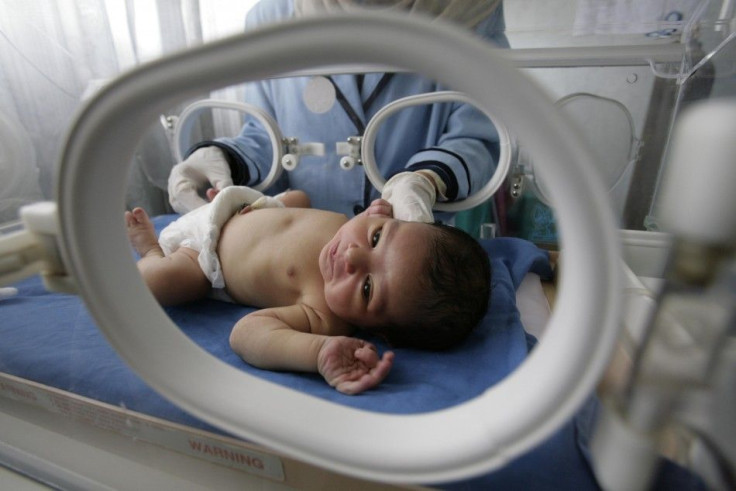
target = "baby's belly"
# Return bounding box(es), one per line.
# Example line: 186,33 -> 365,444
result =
221,249 -> 305,307
216,210 -> 331,307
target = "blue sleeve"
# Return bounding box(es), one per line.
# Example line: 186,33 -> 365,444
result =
213,81 -> 280,187
405,100 -> 500,201
475,2 -> 509,48
194,0 -> 295,188
404,3 -> 507,201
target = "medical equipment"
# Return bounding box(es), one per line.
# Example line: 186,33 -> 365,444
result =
511,92 -> 639,211
166,90 -> 512,212
164,100 -> 310,191
0,11 -> 620,484
0,2 -> 732,488
592,99 -> 736,491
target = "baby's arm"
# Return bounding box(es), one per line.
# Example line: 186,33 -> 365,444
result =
276,189 -> 310,208
229,305 -> 393,395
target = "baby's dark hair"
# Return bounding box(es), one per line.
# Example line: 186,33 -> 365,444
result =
378,223 -> 492,351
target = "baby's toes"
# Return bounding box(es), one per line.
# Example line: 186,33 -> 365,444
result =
124,210 -> 137,227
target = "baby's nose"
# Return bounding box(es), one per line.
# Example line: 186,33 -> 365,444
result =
345,245 -> 368,274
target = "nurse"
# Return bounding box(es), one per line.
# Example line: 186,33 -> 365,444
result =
168,0 -> 508,223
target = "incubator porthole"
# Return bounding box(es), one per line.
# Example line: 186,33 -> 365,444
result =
361,90 -> 512,212
57,13 -> 621,483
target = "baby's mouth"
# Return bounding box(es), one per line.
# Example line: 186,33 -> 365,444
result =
329,242 -> 339,276
323,241 -> 339,281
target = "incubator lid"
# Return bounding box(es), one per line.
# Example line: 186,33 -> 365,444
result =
520,92 -> 637,208
54,12 -> 622,484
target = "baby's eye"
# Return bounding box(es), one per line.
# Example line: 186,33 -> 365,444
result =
371,229 -> 382,248
362,276 -> 372,301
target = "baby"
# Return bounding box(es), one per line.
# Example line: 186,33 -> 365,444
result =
125,186 -> 491,394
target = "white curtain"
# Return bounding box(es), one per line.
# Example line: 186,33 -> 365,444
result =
0,0 -> 258,221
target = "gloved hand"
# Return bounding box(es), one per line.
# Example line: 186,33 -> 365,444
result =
381,171 -> 438,223
168,147 -> 233,214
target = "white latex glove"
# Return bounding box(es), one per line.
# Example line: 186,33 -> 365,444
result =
381,171 -> 438,223
168,147 -> 233,214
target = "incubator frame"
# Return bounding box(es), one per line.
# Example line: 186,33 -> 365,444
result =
171,100 -> 285,192
54,12 -> 621,483
169,90 -> 512,212
361,91 -> 512,212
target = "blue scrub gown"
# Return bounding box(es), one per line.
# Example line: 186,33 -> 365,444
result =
191,0 -> 508,218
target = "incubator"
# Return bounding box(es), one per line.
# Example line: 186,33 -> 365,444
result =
0,1 -> 734,489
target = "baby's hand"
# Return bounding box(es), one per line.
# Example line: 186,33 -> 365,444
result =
317,337 -> 394,395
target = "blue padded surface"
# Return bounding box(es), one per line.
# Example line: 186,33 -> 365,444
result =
1,215 -> 617,489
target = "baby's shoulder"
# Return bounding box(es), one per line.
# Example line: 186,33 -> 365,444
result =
298,298 -> 352,337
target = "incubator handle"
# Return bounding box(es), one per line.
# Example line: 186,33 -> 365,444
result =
362,91 -> 512,211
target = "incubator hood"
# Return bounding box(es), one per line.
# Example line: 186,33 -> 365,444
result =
1,11 -> 623,484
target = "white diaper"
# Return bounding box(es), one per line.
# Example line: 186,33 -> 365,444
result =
159,186 -> 280,289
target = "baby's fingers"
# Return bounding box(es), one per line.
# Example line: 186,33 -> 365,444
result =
337,351 -> 394,395
364,198 -> 393,218
354,343 -> 380,365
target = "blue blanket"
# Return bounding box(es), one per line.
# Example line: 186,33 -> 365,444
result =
0,215 -> 610,489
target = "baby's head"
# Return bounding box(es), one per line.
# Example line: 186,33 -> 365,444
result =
319,214 -> 491,350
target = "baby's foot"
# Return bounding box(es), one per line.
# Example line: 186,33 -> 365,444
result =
125,208 -> 164,258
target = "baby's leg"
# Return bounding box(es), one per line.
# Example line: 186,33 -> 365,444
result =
125,208 -> 210,306
125,208 -> 163,258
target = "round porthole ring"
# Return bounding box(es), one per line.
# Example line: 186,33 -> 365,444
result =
174,99 -> 284,191
362,91 -> 512,211
55,12 -> 621,484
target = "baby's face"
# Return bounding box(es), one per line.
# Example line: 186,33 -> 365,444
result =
319,214 -> 432,328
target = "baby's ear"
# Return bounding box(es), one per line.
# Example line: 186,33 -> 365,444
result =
364,198 -> 393,218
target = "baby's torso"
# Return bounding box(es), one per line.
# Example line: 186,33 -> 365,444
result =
217,207 -> 346,310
